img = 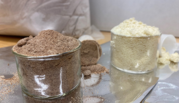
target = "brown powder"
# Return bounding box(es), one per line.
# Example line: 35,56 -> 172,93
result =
0,72 -> 19,101
81,64 -> 108,74
82,70 -> 91,79
82,70 -> 91,76
13,30 -> 79,56
12,30 -> 81,102
81,40 -> 102,66
17,51 -> 81,96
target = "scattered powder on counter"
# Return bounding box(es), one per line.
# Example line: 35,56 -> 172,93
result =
13,30 -> 79,56
81,40 -> 102,66
111,18 -> 161,37
81,64 -> 108,74
0,72 -> 19,101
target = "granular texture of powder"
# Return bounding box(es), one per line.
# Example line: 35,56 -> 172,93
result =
12,30 -> 81,100
82,70 -> 91,76
23,85 -> 82,103
111,34 -> 158,72
111,18 -> 160,37
81,40 -> 102,66
18,51 -> 81,96
13,30 -> 79,56
81,64 -> 108,74
0,72 -> 19,101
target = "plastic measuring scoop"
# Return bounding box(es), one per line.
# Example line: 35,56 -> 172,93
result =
159,34 -> 179,54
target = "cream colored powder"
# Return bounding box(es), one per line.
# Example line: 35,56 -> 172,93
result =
169,62 -> 178,72
111,34 -> 159,73
157,47 -> 179,71
111,18 -> 160,37
170,53 -> 179,63
157,47 -> 179,64
158,47 -> 170,64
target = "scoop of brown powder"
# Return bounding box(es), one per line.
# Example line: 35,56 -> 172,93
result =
81,40 -> 102,66
13,30 -> 79,56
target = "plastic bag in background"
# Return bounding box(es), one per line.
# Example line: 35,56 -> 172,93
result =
0,0 -> 91,38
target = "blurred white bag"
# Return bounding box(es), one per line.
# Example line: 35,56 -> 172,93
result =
0,0 -> 91,38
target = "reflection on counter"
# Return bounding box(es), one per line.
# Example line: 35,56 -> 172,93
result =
109,66 -> 158,103
169,62 -> 178,72
156,62 -> 178,80
146,63 -> 179,103
157,62 -> 178,72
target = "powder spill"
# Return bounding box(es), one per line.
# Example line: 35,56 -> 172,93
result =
0,72 -> 19,101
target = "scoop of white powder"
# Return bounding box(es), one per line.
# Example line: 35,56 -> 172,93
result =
158,47 -> 179,66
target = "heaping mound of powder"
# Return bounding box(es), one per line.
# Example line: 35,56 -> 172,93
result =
12,30 -> 79,56
111,18 -> 161,37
